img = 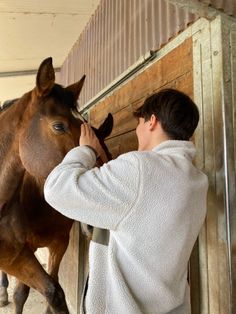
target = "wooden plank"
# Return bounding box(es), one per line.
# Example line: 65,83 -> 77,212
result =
202,19 -> 222,314
192,17 -> 213,314
109,105 -> 137,138
211,16 -> 230,314
221,16 -> 236,313
201,23 -> 220,314
192,22 -> 210,313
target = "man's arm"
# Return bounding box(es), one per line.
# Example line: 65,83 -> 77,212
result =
44,145 -> 140,230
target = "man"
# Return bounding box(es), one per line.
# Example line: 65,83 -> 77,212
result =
44,89 -> 208,314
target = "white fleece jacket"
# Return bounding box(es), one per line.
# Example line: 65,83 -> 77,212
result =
44,140 -> 208,314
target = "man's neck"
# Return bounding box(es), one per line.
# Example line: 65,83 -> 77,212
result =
139,134 -> 171,151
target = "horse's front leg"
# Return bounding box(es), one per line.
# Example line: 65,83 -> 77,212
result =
1,246 -> 69,314
13,281 -> 30,314
0,271 -> 9,307
45,236 -> 70,314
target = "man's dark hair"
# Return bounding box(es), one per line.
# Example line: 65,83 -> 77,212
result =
133,89 -> 199,141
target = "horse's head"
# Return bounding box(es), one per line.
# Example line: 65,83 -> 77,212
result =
18,57 -> 113,179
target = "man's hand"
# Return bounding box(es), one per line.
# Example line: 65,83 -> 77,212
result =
79,123 -> 108,163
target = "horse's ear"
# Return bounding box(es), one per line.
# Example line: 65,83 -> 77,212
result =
36,57 -> 55,97
97,113 -> 113,140
66,75 -> 86,101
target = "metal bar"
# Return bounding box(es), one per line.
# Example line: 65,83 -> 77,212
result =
221,21 -> 236,314
222,93 -> 233,313
0,68 -> 60,78
79,50 -> 157,115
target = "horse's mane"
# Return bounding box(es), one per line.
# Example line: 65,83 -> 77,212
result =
51,84 -> 84,120
0,98 -> 19,112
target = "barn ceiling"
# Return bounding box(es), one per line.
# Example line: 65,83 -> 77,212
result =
0,0 -> 100,103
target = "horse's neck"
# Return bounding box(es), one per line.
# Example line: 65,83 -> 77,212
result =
0,148 -> 45,213
0,148 -> 25,207
0,93 -> 32,206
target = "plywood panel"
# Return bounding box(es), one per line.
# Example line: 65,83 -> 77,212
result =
106,130 -> 138,159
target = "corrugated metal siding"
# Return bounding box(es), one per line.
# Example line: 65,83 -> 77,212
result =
59,0 -> 197,106
199,0 -> 236,16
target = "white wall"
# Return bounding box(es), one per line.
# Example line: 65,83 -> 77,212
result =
0,72 -> 60,104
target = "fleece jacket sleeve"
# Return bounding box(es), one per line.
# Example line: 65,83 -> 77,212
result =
44,145 -> 140,230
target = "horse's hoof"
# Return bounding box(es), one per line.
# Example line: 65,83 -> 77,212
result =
0,287 -> 9,307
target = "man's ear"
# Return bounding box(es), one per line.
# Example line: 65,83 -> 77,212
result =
149,114 -> 158,130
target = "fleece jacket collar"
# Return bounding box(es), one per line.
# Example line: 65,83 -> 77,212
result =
152,140 -> 196,161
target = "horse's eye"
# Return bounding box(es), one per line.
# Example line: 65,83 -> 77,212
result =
52,123 -> 66,133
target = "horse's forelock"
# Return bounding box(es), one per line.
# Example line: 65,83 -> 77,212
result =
43,84 -> 86,123
49,84 -> 77,110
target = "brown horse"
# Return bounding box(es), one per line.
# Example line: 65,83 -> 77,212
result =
0,57 -> 113,313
